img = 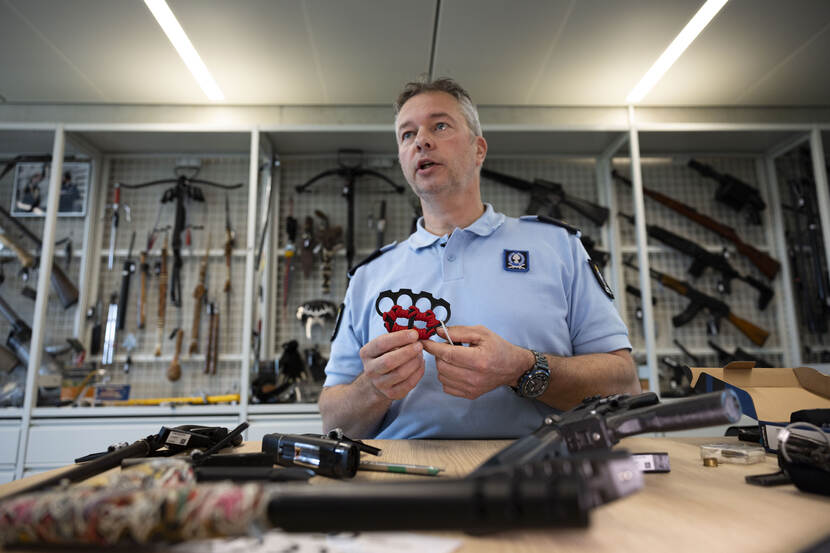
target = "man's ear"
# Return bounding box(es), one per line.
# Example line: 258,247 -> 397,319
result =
475,136 -> 488,166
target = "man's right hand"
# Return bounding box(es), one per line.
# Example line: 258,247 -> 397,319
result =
359,329 -> 425,400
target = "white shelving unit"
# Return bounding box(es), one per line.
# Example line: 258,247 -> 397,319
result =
0,108 -> 827,477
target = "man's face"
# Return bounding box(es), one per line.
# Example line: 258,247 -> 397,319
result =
395,91 -> 486,199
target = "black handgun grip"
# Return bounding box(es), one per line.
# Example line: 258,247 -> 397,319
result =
672,301 -> 705,327
607,389 -> 741,440
262,433 -> 359,479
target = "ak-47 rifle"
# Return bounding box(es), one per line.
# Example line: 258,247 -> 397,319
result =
623,258 -> 770,346
687,159 -> 766,225
481,167 -> 610,226
612,170 -> 780,279
189,235 -> 210,355
618,212 -> 773,309
0,205 -> 79,308
154,234 -> 168,357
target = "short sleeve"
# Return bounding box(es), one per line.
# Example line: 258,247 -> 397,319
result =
323,284 -> 365,387
566,238 -> 632,354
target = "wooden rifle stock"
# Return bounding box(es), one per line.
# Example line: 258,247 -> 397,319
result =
612,171 -> 780,279
0,233 -> 35,269
189,237 -> 210,355
637,262 -> 770,346
0,222 -> 79,309
726,313 -> 770,347
154,235 -> 168,357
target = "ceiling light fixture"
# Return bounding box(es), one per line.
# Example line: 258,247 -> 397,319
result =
143,0 -> 224,101
626,0 -> 728,104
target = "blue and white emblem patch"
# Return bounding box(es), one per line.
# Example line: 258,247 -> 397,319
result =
504,250 -> 529,272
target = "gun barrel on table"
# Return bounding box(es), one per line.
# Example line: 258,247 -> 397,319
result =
0,206 -> 79,308
612,170 -> 780,280
471,389 -> 742,477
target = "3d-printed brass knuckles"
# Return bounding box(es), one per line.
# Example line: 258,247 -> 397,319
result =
375,289 -> 451,340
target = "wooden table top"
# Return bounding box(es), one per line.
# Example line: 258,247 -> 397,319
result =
1,436 -> 828,553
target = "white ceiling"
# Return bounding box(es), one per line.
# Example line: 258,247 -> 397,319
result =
0,0 -> 828,107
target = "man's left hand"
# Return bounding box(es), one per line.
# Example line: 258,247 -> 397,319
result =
421,325 -> 533,400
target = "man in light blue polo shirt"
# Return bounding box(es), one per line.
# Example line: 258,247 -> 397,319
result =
318,78 -> 640,439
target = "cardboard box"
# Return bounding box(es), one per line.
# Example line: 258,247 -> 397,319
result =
689,362 -> 830,453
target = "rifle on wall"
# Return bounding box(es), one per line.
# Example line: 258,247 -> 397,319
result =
687,159 -> 766,225
785,174 -> 829,335
618,212 -> 773,309
612,170 -> 780,280
623,258 -> 770,346
481,167 -> 610,226
0,205 -> 79,309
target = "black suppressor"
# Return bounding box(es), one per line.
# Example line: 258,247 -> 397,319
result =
267,451 -> 640,533
262,433 -> 359,478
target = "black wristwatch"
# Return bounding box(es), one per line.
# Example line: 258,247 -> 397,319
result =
512,349 -> 550,398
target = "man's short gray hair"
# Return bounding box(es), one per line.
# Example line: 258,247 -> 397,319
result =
393,77 -> 482,138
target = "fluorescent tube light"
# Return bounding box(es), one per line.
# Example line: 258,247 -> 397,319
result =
144,0 -> 224,101
626,0 -> 728,104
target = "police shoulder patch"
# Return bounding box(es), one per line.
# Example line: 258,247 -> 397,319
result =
589,259 -> 614,299
519,214 -> 580,235
348,241 -> 398,277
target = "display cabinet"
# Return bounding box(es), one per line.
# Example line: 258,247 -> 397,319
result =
0,112 -> 827,476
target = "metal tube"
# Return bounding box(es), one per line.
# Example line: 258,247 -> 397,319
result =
16,126 -> 64,479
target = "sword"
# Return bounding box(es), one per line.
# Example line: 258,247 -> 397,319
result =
107,183 -> 131,271
102,293 -> 119,366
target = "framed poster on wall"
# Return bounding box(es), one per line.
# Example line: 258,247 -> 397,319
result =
11,161 -> 90,217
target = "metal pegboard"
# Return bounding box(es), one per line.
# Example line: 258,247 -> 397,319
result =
481,157 -> 603,240
614,157 -> 769,249
88,359 -> 241,401
613,155 -> 781,367
271,155 -> 607,355
102,156 -> 250,256
623,250 -> 779,353
87,154 -> 250,399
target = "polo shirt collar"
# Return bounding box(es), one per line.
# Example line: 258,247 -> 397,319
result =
408,203 -> 505,250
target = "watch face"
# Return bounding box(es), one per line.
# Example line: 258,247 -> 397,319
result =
521,369 -> 550,398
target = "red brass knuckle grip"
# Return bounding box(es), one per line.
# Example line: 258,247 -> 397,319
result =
375,289 -> 451,340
